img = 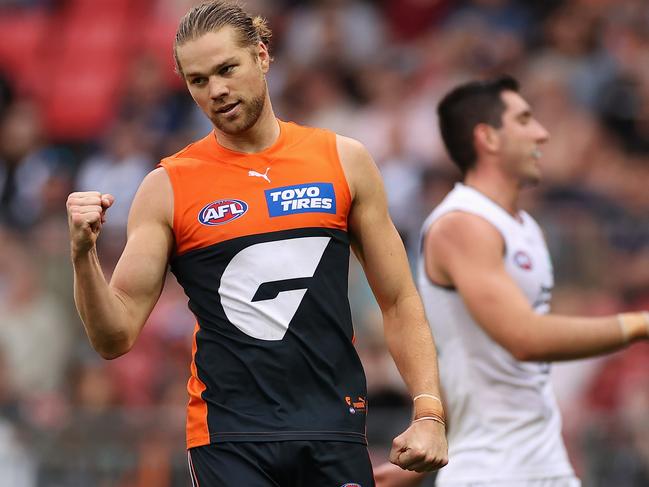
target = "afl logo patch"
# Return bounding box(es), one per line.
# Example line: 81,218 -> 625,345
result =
513,250 -> 533,270
340,484 -> 362,487
198,199 -> 248,226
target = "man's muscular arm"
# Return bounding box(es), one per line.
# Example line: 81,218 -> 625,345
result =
425,211 -> 649,362
337,135 -> 448,472
68,168 -> 174,359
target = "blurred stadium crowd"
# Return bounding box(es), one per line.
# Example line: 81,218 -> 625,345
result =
1,0 -> 649,485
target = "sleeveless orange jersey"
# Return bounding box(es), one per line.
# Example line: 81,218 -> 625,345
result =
159,120 -> 368,449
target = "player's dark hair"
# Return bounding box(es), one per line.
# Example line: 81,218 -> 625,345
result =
174,0 -> 272,76
437,75 -> 519,175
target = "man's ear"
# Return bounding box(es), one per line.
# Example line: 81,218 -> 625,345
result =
257,42 -> 270,73
474,123 -> 499,154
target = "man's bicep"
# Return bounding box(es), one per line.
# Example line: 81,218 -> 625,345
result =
110,223 -> 172,308
345,146 -> 416,309
431,215 -> 535,350
109,168 -> 174,325
354,212 -> 416,310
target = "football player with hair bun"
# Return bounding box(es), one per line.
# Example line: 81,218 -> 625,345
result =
66,1 -> 447,485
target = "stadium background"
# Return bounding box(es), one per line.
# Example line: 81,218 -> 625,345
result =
1,0 -> 649,485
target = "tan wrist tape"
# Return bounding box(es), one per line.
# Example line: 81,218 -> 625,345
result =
617,312 -> 649,343
413,393 -> 445,421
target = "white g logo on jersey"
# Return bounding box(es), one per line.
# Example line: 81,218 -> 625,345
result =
218,237 -> 331,340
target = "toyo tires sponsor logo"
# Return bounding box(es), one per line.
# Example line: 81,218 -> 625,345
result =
198,199 -> 248,226
265,182 -> 336,217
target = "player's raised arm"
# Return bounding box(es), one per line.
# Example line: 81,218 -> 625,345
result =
67,167 -> 174,359
426,210 -> 649,362
337,134 -> 448,472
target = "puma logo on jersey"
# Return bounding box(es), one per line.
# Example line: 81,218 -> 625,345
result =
265,183 -> 336,217
248,167 -> 271,183
198,199 -> 248,226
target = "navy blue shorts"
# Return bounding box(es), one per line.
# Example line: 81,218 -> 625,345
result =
188,440 -> 375,487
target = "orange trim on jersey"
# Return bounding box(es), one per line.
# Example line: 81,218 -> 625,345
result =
186,322 -> 210,449
159,120 -> 352,256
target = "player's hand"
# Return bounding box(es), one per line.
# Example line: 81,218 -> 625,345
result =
374,461 -> 427,487
389,419 -> 448,472
67,191 -> 114,254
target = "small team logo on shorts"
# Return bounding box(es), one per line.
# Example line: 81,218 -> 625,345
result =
340,483 -> 362,487
513,250 -> 533,270
198,199 -> 248,226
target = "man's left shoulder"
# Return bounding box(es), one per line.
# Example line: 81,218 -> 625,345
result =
335,135 -> 372,168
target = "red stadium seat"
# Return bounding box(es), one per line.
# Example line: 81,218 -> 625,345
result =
58,19 -> 128,58
42,57 -> 125,140
66,0 -> 134,18
0,9 -> 48,94
2,0 -> 174,139
141,18 -> 185,89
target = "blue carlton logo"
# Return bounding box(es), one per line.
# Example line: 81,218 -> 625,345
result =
265,182 -> 336,217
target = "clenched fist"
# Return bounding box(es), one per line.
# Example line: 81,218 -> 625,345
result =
66,192 -> 114,254
389,419 -> 448,472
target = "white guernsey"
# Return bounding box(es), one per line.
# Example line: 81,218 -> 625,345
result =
418,183 -> 575,484
374,75 -> 649,487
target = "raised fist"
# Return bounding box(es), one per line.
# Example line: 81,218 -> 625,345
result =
66,191 -> 114,254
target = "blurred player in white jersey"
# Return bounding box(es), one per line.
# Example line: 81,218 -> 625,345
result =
374,75 -> 649,487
